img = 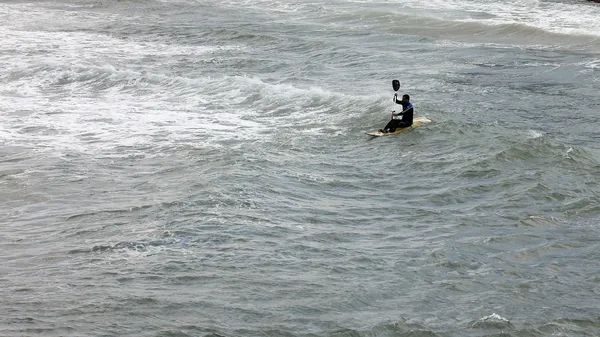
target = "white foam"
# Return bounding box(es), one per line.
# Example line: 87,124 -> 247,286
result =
479,313 -> 510,323
527,129 -> 544,139
221,0 -> 600,39
401,0 -> 600,38
0,4 -> 275,155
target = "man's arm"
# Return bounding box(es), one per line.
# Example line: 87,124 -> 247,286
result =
393,104 -> 413,117
393,94 -> 404,116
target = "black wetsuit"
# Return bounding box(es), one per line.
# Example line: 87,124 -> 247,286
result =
383,99 -> 414,132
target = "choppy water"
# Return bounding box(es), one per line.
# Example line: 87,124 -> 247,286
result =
2,0 -> 600,336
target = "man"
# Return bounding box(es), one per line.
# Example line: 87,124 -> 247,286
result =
379,94 -> 413,133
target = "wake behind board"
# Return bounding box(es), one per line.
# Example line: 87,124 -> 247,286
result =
366,116 -> 432,137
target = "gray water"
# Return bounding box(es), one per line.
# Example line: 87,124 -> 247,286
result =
2,0 -> 600,336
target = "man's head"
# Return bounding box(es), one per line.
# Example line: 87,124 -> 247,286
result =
402,94 -> 410,102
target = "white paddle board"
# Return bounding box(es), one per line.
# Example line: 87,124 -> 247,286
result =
366,116 -> 432,137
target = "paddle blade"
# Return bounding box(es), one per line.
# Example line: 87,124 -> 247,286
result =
392,79 -> 400,91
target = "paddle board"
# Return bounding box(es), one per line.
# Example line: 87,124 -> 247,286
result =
366,116 -> 432,137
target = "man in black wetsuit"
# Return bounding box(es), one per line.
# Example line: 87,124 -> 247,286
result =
379,94 -> 413,133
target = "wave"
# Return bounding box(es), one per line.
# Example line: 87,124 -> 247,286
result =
103,314 -> 600,337
396,0 -> 600,36
230,0 -> 600,49
382,13 -> 600,49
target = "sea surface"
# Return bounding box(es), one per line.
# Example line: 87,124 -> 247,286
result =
1,0 -> 600,336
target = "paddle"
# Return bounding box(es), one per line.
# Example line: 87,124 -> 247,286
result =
377,79 -> 401,134
392,79 -> 400,119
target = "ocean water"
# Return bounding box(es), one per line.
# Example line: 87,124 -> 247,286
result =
1,0 -> 600,336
